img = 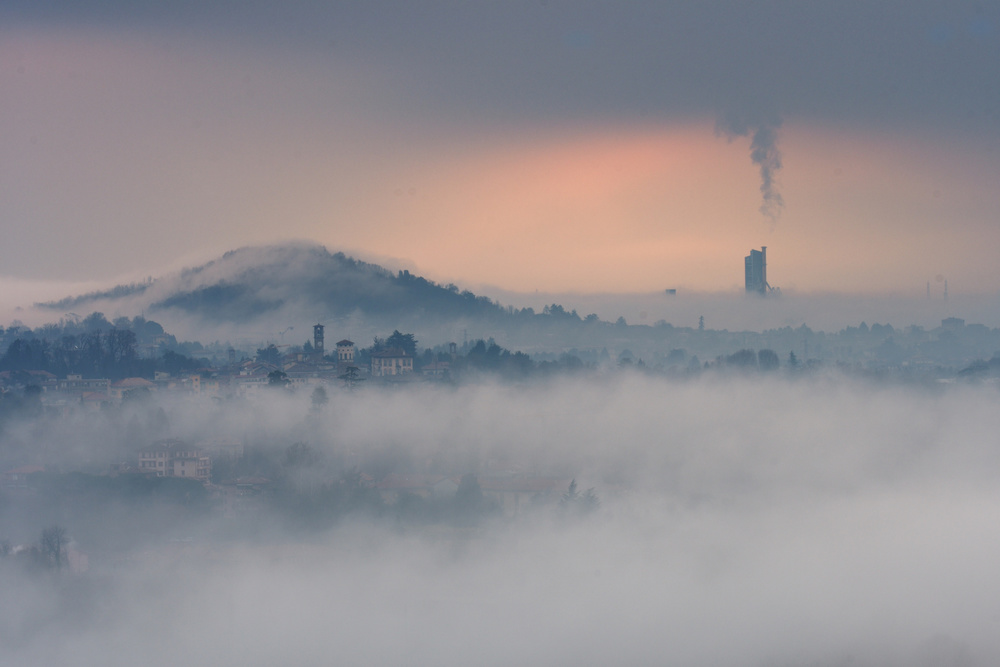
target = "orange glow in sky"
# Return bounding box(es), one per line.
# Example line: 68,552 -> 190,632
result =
316,122 -> 1000,295
4,25 -> 1000,297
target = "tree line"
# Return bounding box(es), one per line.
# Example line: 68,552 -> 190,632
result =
0,330 -> 203,381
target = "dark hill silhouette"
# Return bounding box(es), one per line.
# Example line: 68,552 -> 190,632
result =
39,243 -> 507,324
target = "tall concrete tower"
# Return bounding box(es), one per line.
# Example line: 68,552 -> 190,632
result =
744,246 -> 769,294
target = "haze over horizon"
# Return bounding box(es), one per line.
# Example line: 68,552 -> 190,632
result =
1,240 -> 997,337
2,2 -> 999,297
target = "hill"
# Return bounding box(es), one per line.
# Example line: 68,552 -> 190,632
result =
39,243 -> 508,327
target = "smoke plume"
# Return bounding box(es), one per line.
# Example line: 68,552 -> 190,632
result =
717,114 -> 785,220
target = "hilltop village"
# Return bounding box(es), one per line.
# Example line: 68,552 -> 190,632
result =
1,320 -> 427,405
3,308 -> 1000,424
0,317 -> 599,569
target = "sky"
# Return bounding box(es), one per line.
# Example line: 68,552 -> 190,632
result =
2,1 -> 1000,297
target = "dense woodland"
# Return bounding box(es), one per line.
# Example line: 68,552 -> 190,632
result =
0,314 -> 204,381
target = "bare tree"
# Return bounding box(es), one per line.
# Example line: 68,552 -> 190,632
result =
40,525 -> 68,571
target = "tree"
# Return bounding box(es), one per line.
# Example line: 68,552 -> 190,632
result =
562,478 -> 580,504
161,350 -> 199,376
543,304 -> 580,320
338,366 -> 364,389
81,331 -> 105,376
81,312 -> 111,332
559,353 -> 584,371
0,338 -> 51,372
725,349 -> 758,368
310,385 -> 329,410
758,349 -> 779,371
40,526 -> 68,571
560,479 -> 599,515
580,487 -> 600,513
107,328 -> 137,367
257,344 -> 282,365
386,330 -> 417,357
267,370 -> 290,388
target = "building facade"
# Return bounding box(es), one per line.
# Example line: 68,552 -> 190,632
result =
370,349 -> 413,377
336,339 -> 355,365
138,439 -> 212,482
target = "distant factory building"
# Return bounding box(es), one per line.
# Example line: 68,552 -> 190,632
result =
745,246 -> 773,295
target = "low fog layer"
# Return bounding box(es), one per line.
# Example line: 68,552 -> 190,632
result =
484,288 -> 1000,333
3,372 -> 1000,666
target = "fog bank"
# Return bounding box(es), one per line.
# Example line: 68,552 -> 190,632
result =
484,288 -> 1000,333
3,373 -> 1000,666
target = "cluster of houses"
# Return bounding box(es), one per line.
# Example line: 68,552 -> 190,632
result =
231,325 -> 439,394
10,325 -> 453,412
106,437 -> 242,483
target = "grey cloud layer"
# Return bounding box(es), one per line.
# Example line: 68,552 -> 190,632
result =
6,1 -> 998,129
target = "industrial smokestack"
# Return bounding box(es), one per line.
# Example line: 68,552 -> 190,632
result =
744,246 -> 770,295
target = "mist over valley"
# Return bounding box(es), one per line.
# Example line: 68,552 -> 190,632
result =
3,370 -> 1000,666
